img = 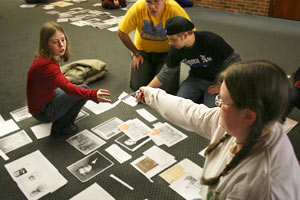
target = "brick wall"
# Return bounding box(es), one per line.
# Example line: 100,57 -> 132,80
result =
193,0 -> 271,16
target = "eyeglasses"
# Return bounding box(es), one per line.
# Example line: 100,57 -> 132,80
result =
145,0 -> 161,6
215,94 -> 234,107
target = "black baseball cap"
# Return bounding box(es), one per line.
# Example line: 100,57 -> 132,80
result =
165,16 -> 194,35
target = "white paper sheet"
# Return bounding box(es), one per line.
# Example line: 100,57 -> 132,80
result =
0,118 -> 20,137
136,108 -> 157,122
105,144 -> 132,163
70,183 -> 115,200
31,123 -> 52,139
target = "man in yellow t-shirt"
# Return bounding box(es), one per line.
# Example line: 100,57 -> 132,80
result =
118,0 -> 192,94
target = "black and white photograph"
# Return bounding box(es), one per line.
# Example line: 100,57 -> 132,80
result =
0,130 -> 32,153
115,134 -> 151,152
91,117 -> 123,140
66,129 -> 106,155
67,151 -> 114,183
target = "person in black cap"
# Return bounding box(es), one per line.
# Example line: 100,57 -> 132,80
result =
145,16 -> 241,107
118,0 -> 193,95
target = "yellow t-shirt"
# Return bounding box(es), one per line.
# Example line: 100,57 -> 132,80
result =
118,0 -> 193,53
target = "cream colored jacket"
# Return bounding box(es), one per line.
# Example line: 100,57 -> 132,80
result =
142,87 -> 300,200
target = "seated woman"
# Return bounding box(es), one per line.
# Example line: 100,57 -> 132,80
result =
101,0 -> 126,9
136,60 -> 300,199
26,22 -> 111,137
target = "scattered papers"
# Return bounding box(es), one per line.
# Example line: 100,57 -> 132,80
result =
67,129 -> 106,155
131,145 -> 176,181
136,108 -> 157,122
160,159 -> 203,200
105,144 -> 132,163
0,130 -> 32,154
283,117 -> 299,134
119,118 -> 154,141
5,150 -> 67,200
84,100 -> 116,115
10,106 -> 32,122
118,91 -> 138,107
0,115 -> 20,137
75,110 -> 90,123
31,123 -> 52,139
91,117 -> 123,140
70,183 -> 115,200
67,151 -> 114,182
46,7 -> 123,31
151,123 -> 187,147
50,1 -> 74,7
115,134 -> 151,152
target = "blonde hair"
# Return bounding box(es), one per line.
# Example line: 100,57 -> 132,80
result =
35,22 -> 71,62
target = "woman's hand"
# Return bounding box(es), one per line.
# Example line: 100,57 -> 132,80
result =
96,89 -> 112,103
135,88 -> 146,104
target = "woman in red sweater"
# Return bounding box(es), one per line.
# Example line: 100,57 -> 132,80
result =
26,22 -> 111,137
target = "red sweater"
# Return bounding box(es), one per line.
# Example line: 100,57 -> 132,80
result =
26,57 -> 98,115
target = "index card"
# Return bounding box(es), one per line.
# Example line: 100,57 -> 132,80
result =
136,108 -> 157,122
105,144 -> 132,163
118,92 -> 138,107
143,145 -> 175,165
31,123 -> 52,139
85,100 -> 115,115
10,106 -> 32,122
0,119 -> 20,137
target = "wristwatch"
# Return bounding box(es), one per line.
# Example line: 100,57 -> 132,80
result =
134,51 -> 140,57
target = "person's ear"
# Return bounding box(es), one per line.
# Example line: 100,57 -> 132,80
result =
243,109 -> 256,126
183,32 -> 189,39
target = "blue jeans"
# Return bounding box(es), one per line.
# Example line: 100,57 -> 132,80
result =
34,84 -> 88,132
177,74 -> 216,108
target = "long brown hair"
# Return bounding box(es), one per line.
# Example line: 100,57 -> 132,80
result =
35,21 -> 71,62
202,60 -> 291,186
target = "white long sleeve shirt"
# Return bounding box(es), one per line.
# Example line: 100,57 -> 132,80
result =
142,87 -> 300,200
